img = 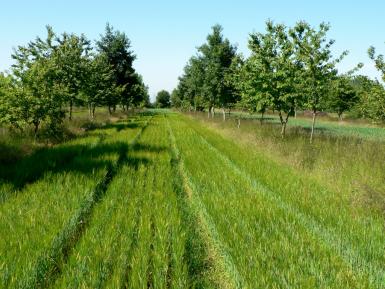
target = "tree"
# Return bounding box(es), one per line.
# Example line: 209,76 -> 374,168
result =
328,75 -> 358,120
0,73 -> 17,126
351,75 -> 385,122
53,32 -> 91,120
170,88 -> 182,108
291,22 -> 348,142
244,21 -> 302,136
368,45 -> 385,81
96,23 -> 137,112
11,27 -> 65,137
83,54 -> 122,119
156,90 -> 171,108
197,25 -> 238,119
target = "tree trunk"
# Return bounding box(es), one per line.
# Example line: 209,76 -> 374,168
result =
310,110 -> 317,143
237,118 -> 241,129
88,104 -> 92,118
211,106 -> 215,118
92,105 -> 96,120
69,99 -> 73,121
108,106 -> 112,115
113,105 -> 116,112
278,111 -> 290,138
281,122 -> 287,138
294,108 -> 297,119
338,112 -> 343,121
222,108 -> 226,121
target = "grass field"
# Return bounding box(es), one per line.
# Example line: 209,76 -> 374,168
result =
1,110 -> 384,288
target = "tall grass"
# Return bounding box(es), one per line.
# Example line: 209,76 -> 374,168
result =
52,114 -> 191,288
168,112 -> 385,288
190,112 -> 385,217
0,119 -> 142,288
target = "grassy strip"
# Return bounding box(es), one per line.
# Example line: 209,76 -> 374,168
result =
167,115 -> 240,289
169,113 -> 381,288
185,114 -> 385,278
51,114 -> 189,288
26,120 -> 151,288
189,122 -> 385,285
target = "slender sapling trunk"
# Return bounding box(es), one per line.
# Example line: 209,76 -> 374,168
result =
310,110 -> 317,143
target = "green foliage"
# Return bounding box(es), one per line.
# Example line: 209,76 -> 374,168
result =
12,37 -> 65,135
174,25 -> 239,113
155,90 -> 171,108
96,23 -> 146,110
351,76 -> 385,122
0,73 -> 16,125
328,75 -> 358,119
0,24 -> 149,139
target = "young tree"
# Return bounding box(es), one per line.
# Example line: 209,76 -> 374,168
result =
53,32 -> 91,120
156,90 -> 171,108
96,23 -> 136,112
246,21 -> 302,137
11,27 -> 65,137
328,75 -> 358,120
197,25 -> 238,119
291,22 -> 348,142
352,75 -> 385,122
83,54 -> 122,119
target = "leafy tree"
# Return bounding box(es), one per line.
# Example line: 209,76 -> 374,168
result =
156,90 -> 171,108
170,88 -> 182,108
11,27 -> 65,136
245,21 -> 302,136
328,75 -> 358,120
53,32 -> 91,120
83,54 -> 122,119
351,75 -> 385,122
368,45 -> 385,81
128,73 -> 150,109
0,73 -> 14,125
96,23 -> 137,112
291,22 -> 348,142
197,25 -> 238,119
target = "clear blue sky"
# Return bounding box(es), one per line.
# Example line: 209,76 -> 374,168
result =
1,0 -> 384,100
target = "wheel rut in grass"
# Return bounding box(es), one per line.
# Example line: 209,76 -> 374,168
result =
186,117 -> 385,286
23,119 -> 151,289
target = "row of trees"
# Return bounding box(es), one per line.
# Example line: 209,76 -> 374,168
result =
172,22 -> 385,141
0,24 -> 149,136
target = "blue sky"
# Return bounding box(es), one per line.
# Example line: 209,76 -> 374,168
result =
1,0 -> 384,100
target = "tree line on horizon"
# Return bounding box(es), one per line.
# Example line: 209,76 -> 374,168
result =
0,24 -> 149,137
170,21 -> 385,141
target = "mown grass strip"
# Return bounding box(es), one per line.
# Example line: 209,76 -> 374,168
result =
167,116 -> 241,289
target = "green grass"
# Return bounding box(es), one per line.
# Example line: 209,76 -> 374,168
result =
1,109 -> 384,288
229,111 -> 385,140
168,112 -> 385,288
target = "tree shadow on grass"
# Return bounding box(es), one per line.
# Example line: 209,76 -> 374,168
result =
89,122 -> 141,132
0,122 -> 165,203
